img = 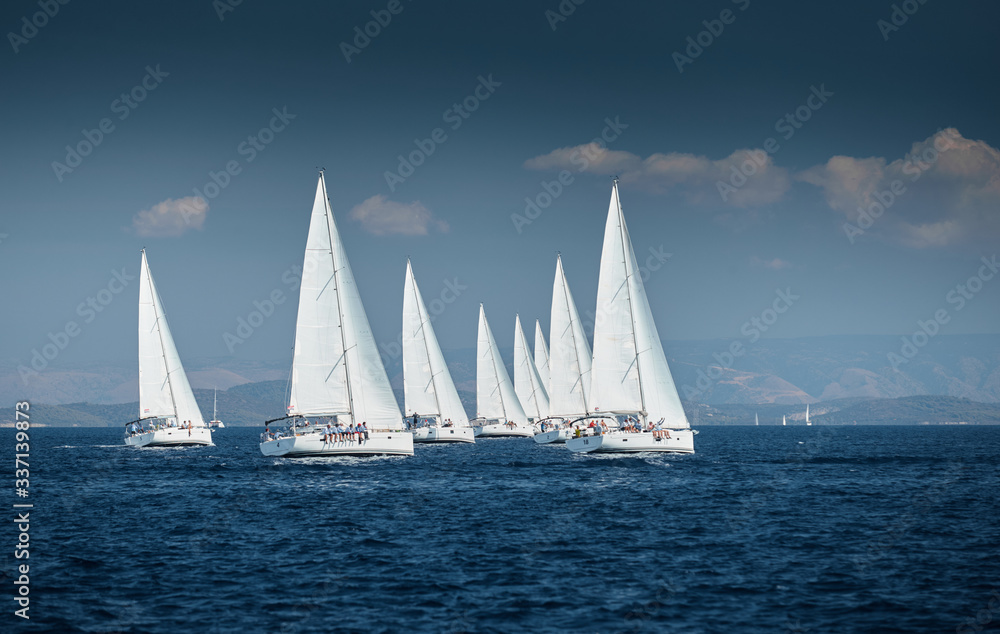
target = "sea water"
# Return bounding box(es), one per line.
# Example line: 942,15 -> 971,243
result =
9,425 -> 1000,632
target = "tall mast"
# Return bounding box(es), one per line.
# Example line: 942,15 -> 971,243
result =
613,179 -> 647,422
409,260 -> 443,420
558,254 -> 589,414
321,171 -> 356,422
482,305 -> 507,421
143,250 -> 180,423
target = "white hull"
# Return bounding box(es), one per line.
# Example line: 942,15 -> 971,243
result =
412,426 -> 475,444
259,430 -> 413,457
474,423 -> 534,438
565,430 -> 694,454
125,427 -> 214,447
533,428 -> 575,444
209,420 -> 225,428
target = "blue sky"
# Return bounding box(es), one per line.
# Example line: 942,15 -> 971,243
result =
2,0 -> 998,372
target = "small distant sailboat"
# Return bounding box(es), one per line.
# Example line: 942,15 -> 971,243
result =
208,388 -> 225,429
566,181 -> 694,454
258,172 -> 412,457
782,415 -> 787,426
513,314 -> 550,423
755,412 -> 759,426
403,259 -> 474,443
806,404 -> 812,426
474,305 -> 533,438
124,250 -> 213,447
535,254 -> 593,445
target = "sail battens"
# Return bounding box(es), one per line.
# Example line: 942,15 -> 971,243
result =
589,182 -> 689,429
476,305 -> 528,424
402,260 -> 469,426
137,250 -> 205,427
287,174 -> 401,428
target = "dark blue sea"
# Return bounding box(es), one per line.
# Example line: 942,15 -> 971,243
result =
7,425 -> 1000,633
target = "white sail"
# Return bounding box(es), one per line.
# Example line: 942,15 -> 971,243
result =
137,250 -> 205,427
514,314 -> 550,420
476,305 -> 528,424
288,173 -> 401,430
547,254 -> 593,419
755,412 -> 759,426
806,404 -> 810,423
783,415 -> 787,426
402,259 -> 469,426
589,181 -> 689,429
534,320 -> 550,394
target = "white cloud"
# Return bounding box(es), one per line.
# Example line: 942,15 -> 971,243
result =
797,128 -> 1000,248
132,196 -> 207,237
348,195 -> 449,236
750,256 -> 792,270
524,144 -> 791,208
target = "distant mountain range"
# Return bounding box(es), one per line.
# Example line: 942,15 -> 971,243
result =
3,335 -> 999,424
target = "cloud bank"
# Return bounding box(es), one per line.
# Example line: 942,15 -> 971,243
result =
132,196 -> 207,237
348,195 -> 449,236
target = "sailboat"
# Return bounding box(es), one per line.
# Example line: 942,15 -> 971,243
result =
782,415 -> 787,426
123,250 -> 213,447
259,172 -> 412,457
535,254 -> 593,444
566,181 -> 695,454
208,388 -> 225,428
513,314 -> 550,423
474,305 -> 533,438
806,404 -> 811,425
534,320 -> 550,395
403,259 -> 474,443
755,412 -> 759,426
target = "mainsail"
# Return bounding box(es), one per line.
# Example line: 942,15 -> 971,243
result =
137,250 -> 205,427
476,305 -> 528,424
402,259 -> 469,426
514,314 -> 549,420
547,254 -> 593,418
588,181 -> 689,429
287,173 -> 401,429
534,320 -> 550,394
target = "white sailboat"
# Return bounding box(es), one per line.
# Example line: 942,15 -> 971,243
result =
259,172 -> 412,457
474,305 -> 532,438
566,181 -> 695,454
208,388 -> 225,428
124,250 -> 213,447
534,320 -> 550,396
755,412 -> 759,426
806,404 -> 811,425
782,415 -> 787,426
513,314 -> 550,422
534,254 -> 593,444
403,259 -> 474,444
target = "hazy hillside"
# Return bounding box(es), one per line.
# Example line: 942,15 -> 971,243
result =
4,334 -> 1000,408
